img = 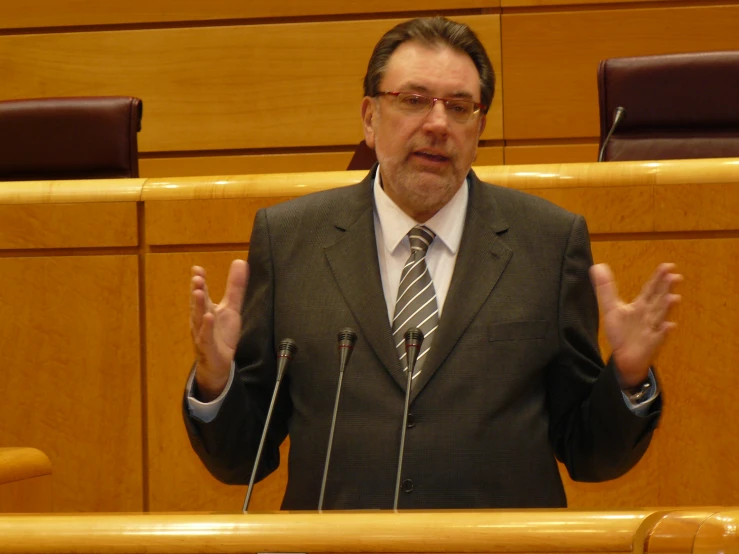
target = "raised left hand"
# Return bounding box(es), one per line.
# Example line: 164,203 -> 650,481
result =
590,263 -> 682,388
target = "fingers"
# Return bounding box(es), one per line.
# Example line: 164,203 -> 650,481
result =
590,263 -> 620,313
644,263 -> 682,332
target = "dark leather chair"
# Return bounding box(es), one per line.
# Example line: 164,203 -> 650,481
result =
0,96 -> 143,180
597,51 -> 739,162
347,140 -> 377,170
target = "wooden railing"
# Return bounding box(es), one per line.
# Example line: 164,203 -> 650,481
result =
0,448 -> 52,513
0,508 -> 737,554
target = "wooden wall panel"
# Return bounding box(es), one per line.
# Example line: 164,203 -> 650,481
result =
140,152 -> 357,179
0,475 -> 53,513
145,251 -> 286,511
0,1 -> 498,30
0,203 -> 137,250
0,16 -> 502,153
145,198 -> 291,245
584,238 -> 739,507
0,255 -> 142,512
504,143 -> 598,164
501,5 -> 739,140
141,147 -> 504,179
502,0 -> 666,6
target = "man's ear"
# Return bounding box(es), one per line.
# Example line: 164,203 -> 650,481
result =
361,96 -> 376,149
478,114 -> 487,138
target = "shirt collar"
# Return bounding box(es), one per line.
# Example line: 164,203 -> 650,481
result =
373,167 -> 468,256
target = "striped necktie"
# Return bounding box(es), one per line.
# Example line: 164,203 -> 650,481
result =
391,225 -> 439,377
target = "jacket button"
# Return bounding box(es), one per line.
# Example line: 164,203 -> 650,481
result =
406,413 -> 416,428
401,479 -> 413,493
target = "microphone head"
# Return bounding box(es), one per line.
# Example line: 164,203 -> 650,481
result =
278,338 -> 298,358
337,327 -> 358,373
403,328 -> 424,349
337,328 -> 358,346
613,106 -> 626,122
275,338 -> 297,381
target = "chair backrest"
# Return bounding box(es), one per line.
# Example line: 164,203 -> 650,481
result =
347,140 -> 377,170
0,96 -> 143,181
597,51 -> 739,162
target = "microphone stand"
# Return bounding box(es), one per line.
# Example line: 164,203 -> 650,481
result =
598,106 -> 626,162
393,328 -> 424,512
318,328 -> 358,512
242,338 -> 297,513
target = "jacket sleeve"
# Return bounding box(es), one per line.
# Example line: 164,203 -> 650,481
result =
547,214 -> 661,482
182,208 -> 292,485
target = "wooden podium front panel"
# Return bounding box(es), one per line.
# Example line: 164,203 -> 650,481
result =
145,251 -> 287,511
561,237 -> 739,508
0,255 -> 143,512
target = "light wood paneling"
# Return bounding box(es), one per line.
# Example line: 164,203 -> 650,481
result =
655,181 -> 739,232
0,203 -> 138,249
0,475 -> 52,513
0,17 -> 502,153
145,198 -> 291,246
501,5 -> 739,140
145,251 -> 286,511
473,145 -> 505,166
528,185 -> 653,233
140,152 -> 357,179
0,1 -> 498,30
502,0 -> 667,6
504,143 -> 598,165
141,146 -> 503,179
0,255 -> 142,512
590,239 -> 739,507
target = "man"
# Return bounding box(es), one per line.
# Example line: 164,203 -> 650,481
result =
184,17 -> 681,510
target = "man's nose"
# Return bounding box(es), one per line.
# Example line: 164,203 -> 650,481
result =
424,99 -> 450,129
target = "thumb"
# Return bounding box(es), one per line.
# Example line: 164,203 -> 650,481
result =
222,259 -> 248,311
590,263 -> 619,313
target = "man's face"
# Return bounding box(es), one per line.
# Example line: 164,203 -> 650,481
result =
361,40 -> 487,222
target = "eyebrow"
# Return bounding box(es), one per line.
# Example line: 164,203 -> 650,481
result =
403,83 -> 475,100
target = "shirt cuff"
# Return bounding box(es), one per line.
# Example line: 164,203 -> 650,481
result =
621,368 -> 659,417
185,361 -> 236,423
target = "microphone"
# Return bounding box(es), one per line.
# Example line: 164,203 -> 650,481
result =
242,338 -> 297,513
317,328 -> 358,511
393,328 -> 424,511
598,106 -> 626,162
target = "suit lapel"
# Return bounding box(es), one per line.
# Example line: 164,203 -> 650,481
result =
410,173 -> 513,402
323,168 -> 407,389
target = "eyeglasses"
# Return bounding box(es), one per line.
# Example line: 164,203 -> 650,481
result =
374,91 -> 486,123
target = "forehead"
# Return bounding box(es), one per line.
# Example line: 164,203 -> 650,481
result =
381,41 -> 481,98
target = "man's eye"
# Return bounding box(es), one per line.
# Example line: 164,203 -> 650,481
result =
448,103 -> 470,114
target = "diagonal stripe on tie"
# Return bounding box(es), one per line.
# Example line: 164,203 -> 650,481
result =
391,225 -> 439,377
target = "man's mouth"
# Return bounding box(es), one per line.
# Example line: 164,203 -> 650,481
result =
413,150 -> 450,163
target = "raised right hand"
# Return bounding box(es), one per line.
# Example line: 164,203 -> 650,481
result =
190,259 -> 248,400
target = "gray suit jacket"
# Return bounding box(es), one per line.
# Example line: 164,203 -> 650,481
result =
184,167 -> 661,510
